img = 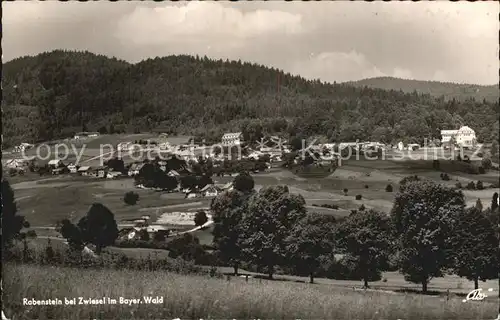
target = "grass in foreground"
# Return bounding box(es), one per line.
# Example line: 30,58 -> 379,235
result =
3,263 -> 496,320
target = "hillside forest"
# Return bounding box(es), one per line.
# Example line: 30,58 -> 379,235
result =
2,50 -> 499,148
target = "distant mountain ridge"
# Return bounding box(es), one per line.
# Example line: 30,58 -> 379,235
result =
348,77 -> 499,102
2,50 -> 499,148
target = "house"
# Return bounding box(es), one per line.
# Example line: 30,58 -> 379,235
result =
106,171 -> 123,179
201,184 -> 220,197
67,164 -> 78,174
13,142 -> 34,153
167,170 -> 180,177
128,163 -> 144,176
117,142 -> 133,152
78,166 -> 92,176
220,181 -> 234,191
407,143 -> 420,151
221,132 -> 243,147
94,166 -> 108,178
441,126 -> 477,148
52,167 -> 69,175
48,159 -> 63,168
185,188 -> 202,199
5,159 -> 28,170
397,141 -> 405,151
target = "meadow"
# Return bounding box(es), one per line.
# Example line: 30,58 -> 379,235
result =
3,263 -> 497,320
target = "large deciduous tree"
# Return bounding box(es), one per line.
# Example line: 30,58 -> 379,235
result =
336,209 -> 393,288
211,189 -> 251,275
76,203 -> 119,254
391,180 -> 465,293
285,212 -> 337,283
449,207 -> 498,289
239,185 -> 307,279
1,178 -> 30,252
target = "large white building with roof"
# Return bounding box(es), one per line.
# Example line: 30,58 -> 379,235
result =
440,126 -> 477,148
221,132 -> 243,146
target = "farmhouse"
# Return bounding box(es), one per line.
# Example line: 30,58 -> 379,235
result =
128,163 -> 144,176
94,166 -> 108,178
201,184 -> 220,197
5,158 -> 28,170
441,126 -> 477,148
13,142 -> 34,153
221,132 -> 243,147
52,167 -> 69,175
78,166 -> 92,176
106,171 -> 123,179
167,170 -> 180,177
48,159 -> 64,168
67,164 -> 78,173
117,142 -> 133,151
185,188 -> 202,199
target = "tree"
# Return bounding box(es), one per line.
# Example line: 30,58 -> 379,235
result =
1,179 -> 30,252
492,192 -> 499,212
239,185 -> 307,279
59,219 -> 84,251
123,191 -> 139,205
233,172 -> 255,193
391,180 -> 465,293
285,213 -> 337,283
76,203 -> 119,254
336,209 -> 393,288
211,190 -> 248,275
180,175 -> 198,190
107,158 -> 125,172
475,198 -> 483,212
476,180 -> 484,190
137,229 -> 150,241
449,207 -> 498,289
385,184 -> 393,192
194,211 -> 208,227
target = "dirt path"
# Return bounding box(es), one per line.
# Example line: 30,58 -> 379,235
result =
138,202 -> 203,212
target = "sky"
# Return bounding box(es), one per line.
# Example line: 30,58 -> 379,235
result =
2,1 -> 499,85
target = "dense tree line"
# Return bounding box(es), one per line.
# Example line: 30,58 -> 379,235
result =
2,50 -> 499,148
212,175 -> 499,290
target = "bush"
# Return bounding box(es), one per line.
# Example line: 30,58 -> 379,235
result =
440,173 -> 450,181
359,204 -> 366,211
478,166 -> 485,174
124,191 -> 139,205
364,185 -> 369,189
343,188 -> 348,196
466,181 -> 476,190
355,194 -> 362,200
455,182 -> 462,189
26,230 -> 37,238
385,184 -> 393,192
476,180 -> 484,190
194,211 -> 208,227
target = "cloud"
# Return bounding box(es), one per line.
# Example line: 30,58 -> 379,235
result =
115,2 -> 303,46
2,1 -> 498,85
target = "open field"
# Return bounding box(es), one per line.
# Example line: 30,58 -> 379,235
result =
3,263 -> 497,320
9,156 -> 499,228
10,176 -> 209,227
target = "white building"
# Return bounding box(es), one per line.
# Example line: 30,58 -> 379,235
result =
440,126 -> 477,148
221,132 -> 243,147
117,142 -> 132,151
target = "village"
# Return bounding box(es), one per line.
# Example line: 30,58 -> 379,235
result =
3,124 -> 495,245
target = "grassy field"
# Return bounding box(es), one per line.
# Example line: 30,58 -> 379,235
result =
3,263 -> 497,320
11,176 -> 208,227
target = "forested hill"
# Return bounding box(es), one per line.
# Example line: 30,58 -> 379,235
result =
349,77 -> 499,103
2,50 -> 499,148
